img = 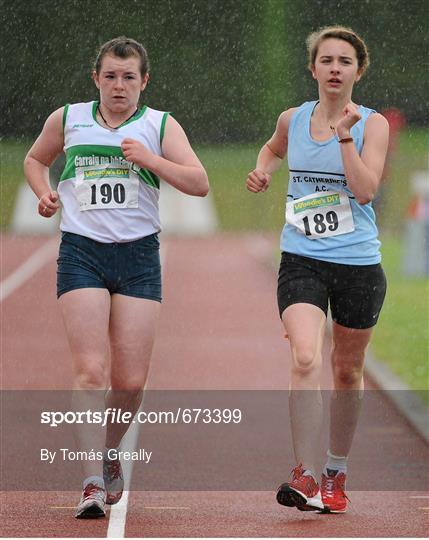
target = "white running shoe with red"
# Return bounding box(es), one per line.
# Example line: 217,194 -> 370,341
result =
75,483 -> 106,519
320,469 -> 349,513
276,464 -> 324,511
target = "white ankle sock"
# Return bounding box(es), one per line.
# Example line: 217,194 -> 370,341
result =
324,450 -> 347,474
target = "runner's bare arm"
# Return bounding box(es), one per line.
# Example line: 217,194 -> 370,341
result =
121,115 -> 209,197
246,108 -> 297,193
337,109 -> 389,204
24,108 -> 63,216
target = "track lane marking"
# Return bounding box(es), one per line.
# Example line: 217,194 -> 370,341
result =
0,237 -> 58,302
106,243 -> 168,538
107,489 -> 132,537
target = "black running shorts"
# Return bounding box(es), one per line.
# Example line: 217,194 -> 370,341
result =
277,252 -> 387,329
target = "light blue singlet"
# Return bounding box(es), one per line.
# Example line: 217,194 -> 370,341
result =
280,100 -> 381,265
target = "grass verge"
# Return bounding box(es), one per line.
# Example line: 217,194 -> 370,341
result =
372,236 -> 428,399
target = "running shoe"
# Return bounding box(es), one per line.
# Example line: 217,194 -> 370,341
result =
276,464 -> 324,511
75,483 -> 106,519
320,469 -> 349,513
103,455 -> 124,505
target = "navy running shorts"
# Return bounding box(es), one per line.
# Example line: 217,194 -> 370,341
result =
57,231 -> 162,301
277,251 -> 387,329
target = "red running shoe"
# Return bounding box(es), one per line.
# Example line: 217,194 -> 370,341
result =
320,469 -> 349,513
103,455 -> 124,505
276,464 -> 323,511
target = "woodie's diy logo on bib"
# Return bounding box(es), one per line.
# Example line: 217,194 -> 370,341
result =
74,155 -> 140,211
83,168 -> 129,180
293,193 -> 341,213
286,191 -> 355,239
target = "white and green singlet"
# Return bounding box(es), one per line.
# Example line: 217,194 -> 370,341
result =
58,101 -> 169,243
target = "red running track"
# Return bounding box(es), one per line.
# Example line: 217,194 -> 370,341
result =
1,232 -> 428,537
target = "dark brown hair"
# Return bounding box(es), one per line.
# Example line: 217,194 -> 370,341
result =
94,36 -> 150,77
307,26 -> 370,74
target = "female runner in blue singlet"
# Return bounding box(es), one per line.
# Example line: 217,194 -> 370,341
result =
246,26 -> 389,514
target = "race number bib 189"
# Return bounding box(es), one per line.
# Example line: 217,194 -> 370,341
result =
75,165 -> 139,211
286,191 -> 355,239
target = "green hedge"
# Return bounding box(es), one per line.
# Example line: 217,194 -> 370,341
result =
2,0 -> 428,143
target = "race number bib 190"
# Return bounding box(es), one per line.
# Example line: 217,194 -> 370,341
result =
286,191 -> 355,239
75,165 -> 139,211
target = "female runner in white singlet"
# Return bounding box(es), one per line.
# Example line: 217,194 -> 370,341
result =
25,36 -> 208,519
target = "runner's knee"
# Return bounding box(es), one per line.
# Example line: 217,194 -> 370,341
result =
74,359 -> 108,389
332,353 -> 364,386
291,348 -> 320,377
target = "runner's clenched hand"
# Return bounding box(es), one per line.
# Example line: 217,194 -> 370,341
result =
246,169 -> 271,193
38,191 -> 60,217
335,102 -> 362,138
121,138 -> 155,169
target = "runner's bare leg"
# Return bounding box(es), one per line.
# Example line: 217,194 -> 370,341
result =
282,303 -> 326,473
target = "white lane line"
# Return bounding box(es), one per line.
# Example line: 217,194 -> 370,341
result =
409,495 -> 429,498
107,243 -> 168,538
0,237 -> 58,302
107,489 -> 132,537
